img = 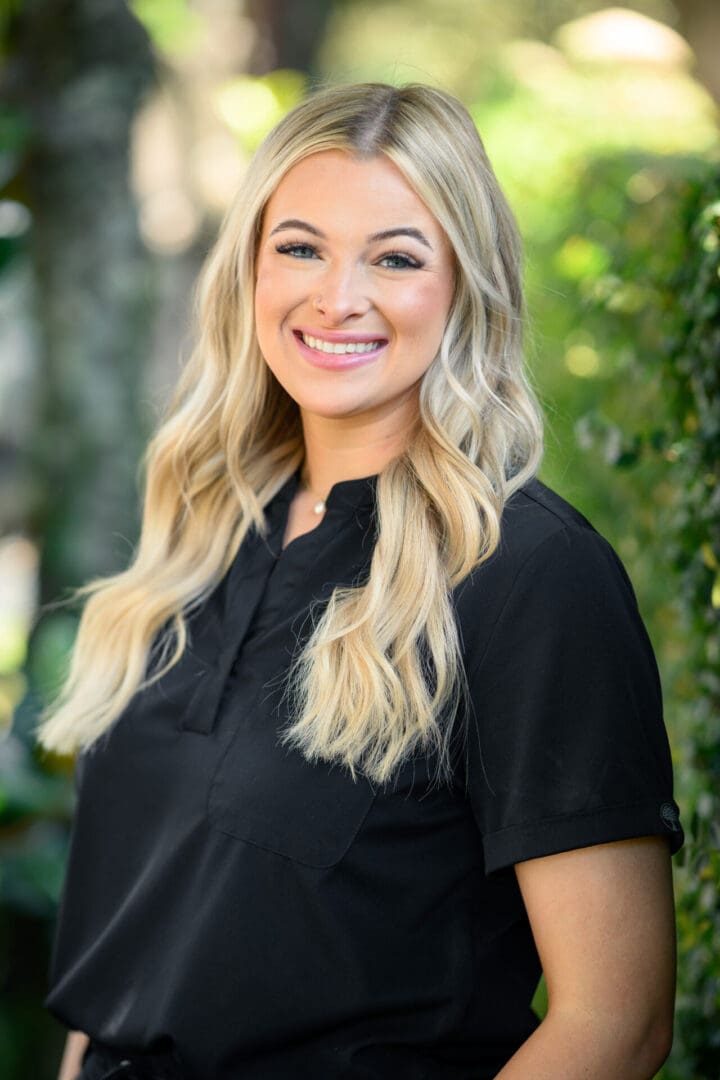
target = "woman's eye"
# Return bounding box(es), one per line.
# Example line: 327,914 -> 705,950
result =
275,242 -> 318,259
378,252 -> 421,270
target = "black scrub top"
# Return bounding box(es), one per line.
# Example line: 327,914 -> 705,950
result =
45,467 -> 684,1080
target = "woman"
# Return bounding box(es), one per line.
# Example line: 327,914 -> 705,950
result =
40,82 -> 683,1080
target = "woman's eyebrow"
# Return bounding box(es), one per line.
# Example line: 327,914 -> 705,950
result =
269,218 -> 324,239
367,227 -> 431,249
268,219 -> 433,249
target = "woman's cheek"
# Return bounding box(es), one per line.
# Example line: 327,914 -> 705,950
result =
396,279 -> 452,337
256,266 -> 309,318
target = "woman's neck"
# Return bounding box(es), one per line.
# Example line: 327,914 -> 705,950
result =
298,406 -> 420,497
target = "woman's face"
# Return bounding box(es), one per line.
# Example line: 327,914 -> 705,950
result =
254,149 -> 456,427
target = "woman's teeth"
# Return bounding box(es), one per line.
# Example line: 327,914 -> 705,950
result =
301,333 -> 384,355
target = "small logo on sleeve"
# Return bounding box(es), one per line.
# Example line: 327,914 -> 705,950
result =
660,802 -> 681,833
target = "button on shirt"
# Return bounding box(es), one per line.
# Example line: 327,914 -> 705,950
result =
45,468 -> 684,1080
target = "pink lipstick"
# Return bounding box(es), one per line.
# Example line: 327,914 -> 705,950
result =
293,329 -> 388,371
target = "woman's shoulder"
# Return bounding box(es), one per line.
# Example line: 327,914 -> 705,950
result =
499,475 -> 604,560
478,474 -> 626,575
458,476 -> 681,869
454,475 -> 640,635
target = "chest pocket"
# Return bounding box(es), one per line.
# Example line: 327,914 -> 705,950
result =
206,691 -> 377,869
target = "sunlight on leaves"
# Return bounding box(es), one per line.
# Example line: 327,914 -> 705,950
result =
129,0 -> 206,57
216,70 -> 306,152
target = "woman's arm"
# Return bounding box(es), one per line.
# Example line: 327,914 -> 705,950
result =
57,1031 -> 89,1080
496,836 -> 676,1079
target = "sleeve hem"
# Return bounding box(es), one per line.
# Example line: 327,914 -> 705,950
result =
482,797 -> 684,875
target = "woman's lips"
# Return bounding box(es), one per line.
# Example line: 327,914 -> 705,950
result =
293,330 -> 388,370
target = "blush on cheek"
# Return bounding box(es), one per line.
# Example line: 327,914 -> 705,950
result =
406,275 -> 450,307
254,273 -> 275,307
397,281 -> 452,334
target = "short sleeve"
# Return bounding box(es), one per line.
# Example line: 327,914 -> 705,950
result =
463,524 -> 684,874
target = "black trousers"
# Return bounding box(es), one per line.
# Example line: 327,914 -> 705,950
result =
79,1041 -> 185,1080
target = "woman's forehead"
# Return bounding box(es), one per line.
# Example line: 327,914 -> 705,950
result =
261,150 -> 446,241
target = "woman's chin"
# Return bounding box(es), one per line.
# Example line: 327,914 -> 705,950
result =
296,396 -> 376,422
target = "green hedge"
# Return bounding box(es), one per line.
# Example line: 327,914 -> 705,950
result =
657,172 -> 720,1080
571,157 -> 720,1077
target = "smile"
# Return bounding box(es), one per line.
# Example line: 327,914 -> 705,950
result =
299,332 -> 387,355
293,330 -> 388,371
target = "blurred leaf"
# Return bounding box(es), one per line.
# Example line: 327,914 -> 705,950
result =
216,70 -> 306,152
26,613 -> 78,706
554,236 -> 611,280
0,821 -> 69,917
129,0 -> 204,56
711,571 -> 720,609
531,973 -> 548,1020
0,734 -> 72,821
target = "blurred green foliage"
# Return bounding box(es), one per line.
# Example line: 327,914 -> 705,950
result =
536,147 -> 720,1076
216,69 -> 307,152
574,165 -> 720,1077
129,0 -> 205,55
1,1 -> 719,1076
0,57 -> 68,1067
657,180 -> 720,638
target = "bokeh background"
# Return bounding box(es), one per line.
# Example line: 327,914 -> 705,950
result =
0,1 -> 718,1077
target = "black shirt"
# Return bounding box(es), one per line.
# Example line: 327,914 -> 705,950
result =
45,468 -> 684,1079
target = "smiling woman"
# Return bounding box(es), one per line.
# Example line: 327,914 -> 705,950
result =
254,150 -> 456,477
37,83 -> 682,1080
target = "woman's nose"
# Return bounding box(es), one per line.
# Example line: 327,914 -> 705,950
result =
312,263 -> 371,324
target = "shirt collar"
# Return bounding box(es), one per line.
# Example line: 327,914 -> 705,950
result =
325,473 -> 378,510
271,466 -> 379,512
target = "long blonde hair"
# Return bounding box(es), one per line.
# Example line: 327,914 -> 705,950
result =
36,82 -> 543,785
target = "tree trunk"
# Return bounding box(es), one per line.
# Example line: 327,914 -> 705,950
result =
4,0 -> 157,601
673,0 -> 720,105
246,0 -> 336,74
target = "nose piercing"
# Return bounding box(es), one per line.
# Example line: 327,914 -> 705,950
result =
312,296 -> 324,311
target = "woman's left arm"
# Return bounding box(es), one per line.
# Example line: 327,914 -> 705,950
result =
496,836 -> 676,1080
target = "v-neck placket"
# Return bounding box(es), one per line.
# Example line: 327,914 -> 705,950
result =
180,467 -> 378,736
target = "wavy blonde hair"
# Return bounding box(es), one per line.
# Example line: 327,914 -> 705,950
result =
36,82 -> 543,785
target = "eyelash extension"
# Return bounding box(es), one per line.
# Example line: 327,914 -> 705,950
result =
380,251 -> 423,270
275,242 -> 318,258
274,242 -> 423,270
